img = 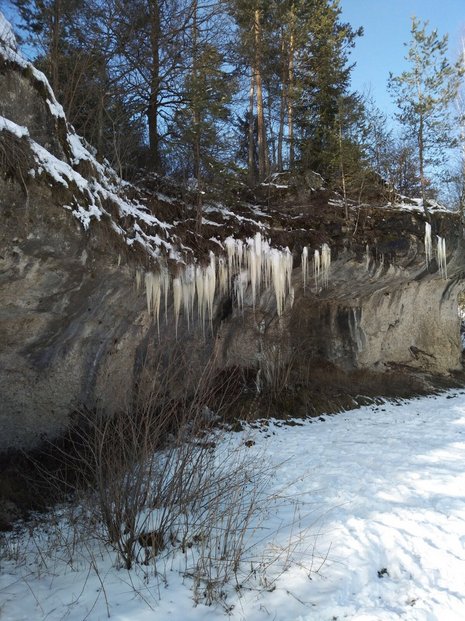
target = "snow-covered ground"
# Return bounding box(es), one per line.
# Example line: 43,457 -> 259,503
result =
2,390 -> 465,620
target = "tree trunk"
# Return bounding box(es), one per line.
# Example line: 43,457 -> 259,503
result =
254,8 -> 268,182
148,0 -> 161,171
287,27 -> 295,169
277,32 -> 287,172
418,111 -> 429,217
338,116 -> 348,219
192,0 -> 203,232
50,0 -> 61,93
248,72 -> 256,187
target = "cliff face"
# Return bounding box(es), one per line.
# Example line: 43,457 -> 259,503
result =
219,209 -> 463,384
1,21 -> 464,452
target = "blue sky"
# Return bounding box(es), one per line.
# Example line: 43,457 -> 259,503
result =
340,0 -> 465,119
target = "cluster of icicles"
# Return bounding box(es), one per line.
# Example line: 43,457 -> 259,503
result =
301,243 -> 331,291
141,232 -> 333,335
424,222 -> 447,278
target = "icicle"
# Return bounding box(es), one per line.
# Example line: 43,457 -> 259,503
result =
285,248 -> 293,293
135,269 -> 143,292
289,286 -> 295,308
145,272 -> 153,315
196,265 -> 205,328
248,240 -> 258,308
254,232 -> 263,295
205,251 -> 216,328
302,246 -> 308,291
181,264 -> 196,330
271,249 -> 287,316
234,270 -> 248,313
436,236 -> 447,279
314,249 -> 320,289
236,239 -> 244,272
321,243 -> 331,288
145,272 -> 161,335
365,244 -> 370,271
218,257 -> 228,297
161,268 -> 170,324
173,277 -> 182,337
425,222 -> 432,267
225,237 -> 236,281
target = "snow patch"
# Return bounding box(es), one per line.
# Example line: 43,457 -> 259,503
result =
0,116 -> 29,138
3,392 -> 465,619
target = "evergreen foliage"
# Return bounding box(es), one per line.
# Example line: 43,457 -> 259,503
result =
388,17 -> 463,211
6,2 -> 464,205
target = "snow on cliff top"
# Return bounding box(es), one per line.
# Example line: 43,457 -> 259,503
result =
0,13 -> 184,262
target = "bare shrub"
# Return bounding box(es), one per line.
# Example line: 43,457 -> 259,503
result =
2,347 -> 322,610
35,346 -> 264,577
257,342 -> 296,395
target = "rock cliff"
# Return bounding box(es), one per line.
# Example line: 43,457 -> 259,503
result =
1,18 -> 464,453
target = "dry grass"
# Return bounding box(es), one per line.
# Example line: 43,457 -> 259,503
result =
0,130 -> 33,194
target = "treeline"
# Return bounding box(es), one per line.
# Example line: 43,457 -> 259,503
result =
9,1 -> 465,206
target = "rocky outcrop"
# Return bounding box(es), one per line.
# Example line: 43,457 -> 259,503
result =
1,18 -> 464,453
220,209 -> 464,380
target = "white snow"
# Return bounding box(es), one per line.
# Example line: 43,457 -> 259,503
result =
0,116 -> 29,138
2,391 -> 465,620
0,20 -> 178,255
390,197 -> 449,213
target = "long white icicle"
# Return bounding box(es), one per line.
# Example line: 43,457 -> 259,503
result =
436,236 -> 447,279
321,243 -> 331,288
425,222 -> 432,267
302,246 -> 308,291
143,232 -> 305,330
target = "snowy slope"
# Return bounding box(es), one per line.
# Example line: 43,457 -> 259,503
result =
2,390 -> 465,620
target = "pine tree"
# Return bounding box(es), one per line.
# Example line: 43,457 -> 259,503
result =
171,0 -> 234,228
13,0 -> 144,171
293,0 -> 362,179
388,17 -> 463,213
13,0 -> 83,92
228,0 -> 272,185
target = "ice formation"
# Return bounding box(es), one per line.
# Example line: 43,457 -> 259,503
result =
301,244 -> 332,291
436,236 -> 447,279
314,249 -> 320,288
321,243 -> 331,288
145,272 -> 162,334
301,246 -> 308,291
425,222 -> 432,267
172,278 -> 182,336
143,233 -> 298,336
135,269 -> 143,292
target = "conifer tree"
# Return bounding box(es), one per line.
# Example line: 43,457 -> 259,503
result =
13,0 -> 83,93
388,17 -> 463,213
172,0 -> 234,228
229,0 -> 271,185
293,0 -> 362,179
